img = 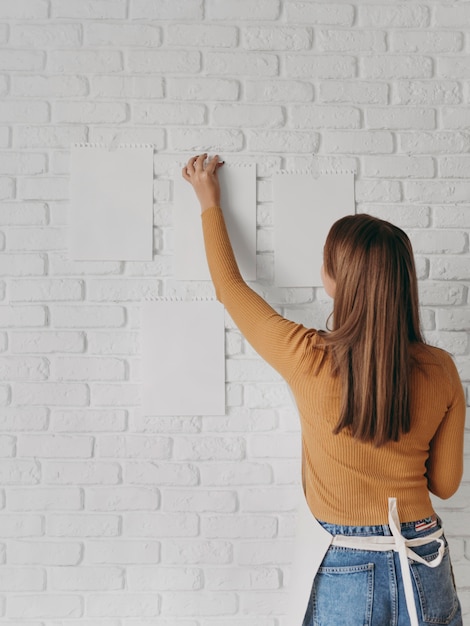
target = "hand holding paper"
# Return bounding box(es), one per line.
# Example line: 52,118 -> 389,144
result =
182,153 -> 225,212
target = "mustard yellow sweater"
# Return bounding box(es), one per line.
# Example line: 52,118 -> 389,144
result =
202,206 -> 466,525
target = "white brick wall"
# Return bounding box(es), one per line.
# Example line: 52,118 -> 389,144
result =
0,0 -> 469,623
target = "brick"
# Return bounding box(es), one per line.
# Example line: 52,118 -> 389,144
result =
400,131 -> 470,155
163,591 -> 237,616
47,512 -> 119,538
286,3 -> 354,25
14,124 -> 87,148
92,384 -> 141,407
90,126 -> 165,149
51,305 -> 126,329
246,79 -> 313,103
207,0 -> 280,20
0,566 -> 44,590
52,0 -> 126,19
393,31 -> 464,54
7,228 -> 66,251
0,151 -> 45,175
213,104 -> 284,128
200,461 -> 272,486
439,157 -> 470,179
10,279 -> 83,302
49,50 -> 123,73
418,283 -> 466,306
323,130 -> 393,154
54,101 -> 127,124
126,462 -> 198,486
91,75 -> 164,99
8,486 -> 82,511
362,56 -> 433,79
48,565 -> 123,590
87,279 -> 160,302
11,23 -> 82,48
317,29 -> 386,52
424,331 -> 468,356
86,539 -> 161,564
409,230 -> 467,255
0,203 -> 47,225
203,515 -> 277,539
87,487 -> 159,512
18,434 -> 93,458
319,80 -> 388,104
0,100 -> 48,123
434,206 -> 470,228
395,81 -> 462,106
290,105 -> 360,129
285,54 -> 356,79
88,593 -> 160,617
405,181 -> 470,204
51,409 -> 126,433
167,78 -> 239,102
86,23 -> 161,47
43,460 -> 119,484
19,177 -> 69,200
363,205 -> 430,228
430,257 -> 470,281
0,50 -> 45,72
366,107 -> 435,130
0,407 -> 48,431
52,357 -> 126,381
163,540 -> 232,565
164,489 -> 237,513
11,75 -> 88,97
433,308 -> 470,330
128,50 -> 201,74
0,0 -> 48,18
244,26 -> 311,51
14,383 -> 89,406
363,156 -> 434,178
359,4 -> 429,27
247,130 -> 319,153
169,128 -> 244,152
87,331 -> 139,355
173,436 -> 245,461
10,331 -> 85,354
205,52 -> 279,77
207,567 -> 279,591
134,103 -> 205,125
98,434 -> 171,459
167,24 -> 238,48
131,0 -> 203,20
442,107 -> 470,129
0,178 -> 15,199
435,4 -> 470,27
238,539 -> 294,565
0,357 -> 48,381
0,254 -> 45,276
127,565 -> 202,589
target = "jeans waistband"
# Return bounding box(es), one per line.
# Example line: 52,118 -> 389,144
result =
318,513 -> 441,540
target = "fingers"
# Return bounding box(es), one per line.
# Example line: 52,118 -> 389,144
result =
181,165 -> 190,181
183,153 -> 224,181
206,155 -> 220,175
194,153 -> 207,171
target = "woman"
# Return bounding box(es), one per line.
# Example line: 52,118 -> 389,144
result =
182,154 -> 465,626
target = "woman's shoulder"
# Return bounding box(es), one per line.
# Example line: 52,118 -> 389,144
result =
411,342 -> 460,383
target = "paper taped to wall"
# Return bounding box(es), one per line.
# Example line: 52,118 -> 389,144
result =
69,144 -> 154,261
142,300 -> 225,416
174,163 -> 257,281
273,172 -> 355,287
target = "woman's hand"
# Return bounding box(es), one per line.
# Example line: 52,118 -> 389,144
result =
182,153 -> 224,213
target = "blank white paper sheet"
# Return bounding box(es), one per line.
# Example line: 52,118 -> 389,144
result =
69,144 -> 154,260
174,163 -> 257,281
142,300 -> 225,416
274,172 -> 355,287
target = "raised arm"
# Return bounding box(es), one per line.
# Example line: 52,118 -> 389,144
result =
182,154 -> 315,382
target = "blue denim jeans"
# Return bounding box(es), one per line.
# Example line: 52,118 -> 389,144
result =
302,517 -> 462,626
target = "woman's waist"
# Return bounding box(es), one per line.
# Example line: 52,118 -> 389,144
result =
317,512 -> 441,541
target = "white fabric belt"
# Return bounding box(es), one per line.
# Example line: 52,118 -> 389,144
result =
331,498 -> 445,626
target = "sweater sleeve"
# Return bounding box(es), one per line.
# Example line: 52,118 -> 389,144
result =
426,354 -> 466,499
201,206 -> 316,382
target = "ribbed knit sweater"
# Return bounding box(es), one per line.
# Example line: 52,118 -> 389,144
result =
202,206 -> 466,525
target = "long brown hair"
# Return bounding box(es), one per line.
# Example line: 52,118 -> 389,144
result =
319,213 -> 424,447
